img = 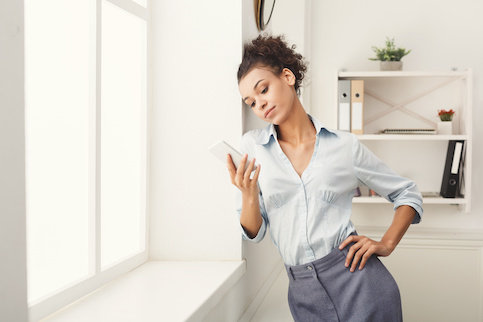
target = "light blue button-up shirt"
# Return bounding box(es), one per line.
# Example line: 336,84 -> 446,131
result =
236,115 -> 423,266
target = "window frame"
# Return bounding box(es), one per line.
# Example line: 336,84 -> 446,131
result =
27,0 -> 151,320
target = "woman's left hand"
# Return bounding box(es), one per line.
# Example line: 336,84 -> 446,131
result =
338,235 -> 395,272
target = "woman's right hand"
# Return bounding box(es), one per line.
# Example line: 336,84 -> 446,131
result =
226,154 -> 261,196
227,154 -> 263,238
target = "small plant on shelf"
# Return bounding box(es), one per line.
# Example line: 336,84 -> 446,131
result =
438,109 -> 455,122
369,37 -> 411,71
437,109 -> 455,135
370,37 -> 411,61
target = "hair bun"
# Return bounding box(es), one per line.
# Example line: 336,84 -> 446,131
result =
237,34 -> 307,96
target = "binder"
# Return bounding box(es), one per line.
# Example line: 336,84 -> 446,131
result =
350,80 -> 364,135
440,140 -> 465,198
338,80 -> 351,132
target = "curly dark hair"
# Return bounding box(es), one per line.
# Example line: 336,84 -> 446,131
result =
237,34 -> 308,96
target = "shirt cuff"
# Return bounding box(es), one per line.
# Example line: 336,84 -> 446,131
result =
393,201 -> 423,224
240,217 -> 266,243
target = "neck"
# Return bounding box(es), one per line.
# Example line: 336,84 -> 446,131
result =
276,97 -> 316,145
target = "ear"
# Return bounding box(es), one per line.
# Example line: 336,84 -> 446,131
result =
281,68 -> 296,86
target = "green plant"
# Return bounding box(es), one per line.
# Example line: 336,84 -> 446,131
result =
369,37 -> 411,61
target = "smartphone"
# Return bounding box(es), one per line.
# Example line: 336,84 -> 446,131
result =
209,140 -> 254,172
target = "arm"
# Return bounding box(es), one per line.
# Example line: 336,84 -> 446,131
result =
227,153 -> 263,238
339,205 -> 416,272
380,205 -> 416,251
339,134 -> 423,272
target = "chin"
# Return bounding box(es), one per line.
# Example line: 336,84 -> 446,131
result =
269,112 -> 288,126
267,116 -> 280,125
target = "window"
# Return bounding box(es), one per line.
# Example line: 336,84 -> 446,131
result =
25,0 -> 149,319
100,0 -> 147,270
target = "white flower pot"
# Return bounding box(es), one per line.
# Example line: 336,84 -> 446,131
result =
437,121 -> 453,135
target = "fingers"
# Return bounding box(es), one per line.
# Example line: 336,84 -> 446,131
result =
358,249 -> 374,271
349,243 -> 373,272
345,240 -> 362,272
237,154 -> 248,176
226,154 -> 236,184
252,163 -> 261,182
339,235 -> 358,250
243,157 -> 256,182
233,154 -> 248,187
227,153 -> 260,191
341,236 -> 378,272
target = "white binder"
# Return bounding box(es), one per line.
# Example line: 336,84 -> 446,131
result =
338,80 -> 351,132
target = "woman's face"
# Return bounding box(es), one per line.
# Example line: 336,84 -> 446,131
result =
238,67 -> 296,125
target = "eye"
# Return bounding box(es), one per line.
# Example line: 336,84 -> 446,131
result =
261,86 -> 268,94
250,101 -> 256,108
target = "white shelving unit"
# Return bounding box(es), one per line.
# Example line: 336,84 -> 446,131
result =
336,70 -> 473,214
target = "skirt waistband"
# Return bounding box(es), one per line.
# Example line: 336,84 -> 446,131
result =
285,245 -> 348,279
285,232 -> 357,279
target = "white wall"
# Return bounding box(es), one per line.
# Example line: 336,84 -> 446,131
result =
0,0 -> 28,321
149,1 -> 243,261
271,0 -> 311,112
310,0 -> 483,229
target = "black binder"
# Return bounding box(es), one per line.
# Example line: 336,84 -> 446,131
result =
440,140 -> 465,198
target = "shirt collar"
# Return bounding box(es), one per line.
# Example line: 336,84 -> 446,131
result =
254,114 -> 338,145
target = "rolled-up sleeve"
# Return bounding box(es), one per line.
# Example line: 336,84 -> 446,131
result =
351,134 -> 423,224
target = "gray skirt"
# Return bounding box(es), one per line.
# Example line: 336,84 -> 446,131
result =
285,244 -> 402,322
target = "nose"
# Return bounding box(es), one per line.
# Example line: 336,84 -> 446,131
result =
256,99 -> 267,111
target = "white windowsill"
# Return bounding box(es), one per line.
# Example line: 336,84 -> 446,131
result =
41,260 -> 247,322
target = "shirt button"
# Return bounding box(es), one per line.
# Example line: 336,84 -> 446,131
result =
307,266 -> 313,270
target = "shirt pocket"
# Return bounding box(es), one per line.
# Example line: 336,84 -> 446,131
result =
264,191 -> 297,232
313,189 -> 350,233
265,191 -> 296,212
315,189 -> 348,212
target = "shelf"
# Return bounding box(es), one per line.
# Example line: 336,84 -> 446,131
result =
337,69 -> 472,214
339,70 -> 468,78
357,134 -> 469,141
353,196 -> 467,205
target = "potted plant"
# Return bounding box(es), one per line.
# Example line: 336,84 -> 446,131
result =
369,37 -> 411,71
438,109 -> 455,121
437,109 -> 455,135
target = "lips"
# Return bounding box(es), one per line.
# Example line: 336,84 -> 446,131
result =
264,106 -> 275,118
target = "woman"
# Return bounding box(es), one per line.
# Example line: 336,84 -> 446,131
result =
226,35 -> 423,322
